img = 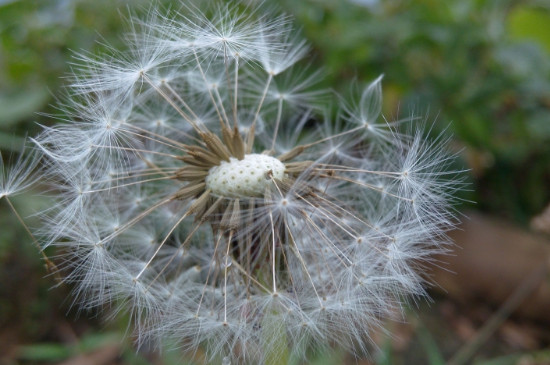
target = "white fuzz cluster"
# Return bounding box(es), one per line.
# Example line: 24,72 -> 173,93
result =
29,2 -> 463,363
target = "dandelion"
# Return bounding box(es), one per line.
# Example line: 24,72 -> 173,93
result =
0,150 -> 40,200
0,149 -> 59,274
30,2 -> 462,363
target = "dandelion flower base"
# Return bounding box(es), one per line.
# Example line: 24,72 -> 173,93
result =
206,154 -> 285,198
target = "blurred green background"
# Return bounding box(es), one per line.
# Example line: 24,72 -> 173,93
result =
1,0 -> 549,364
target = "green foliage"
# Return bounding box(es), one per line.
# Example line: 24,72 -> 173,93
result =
376,338 -> 395,365
0,0 -> 149,149
17,332 -> 150,363
509,6 -> 550,53
17,343 -> 73,362
417,325 -> 446,365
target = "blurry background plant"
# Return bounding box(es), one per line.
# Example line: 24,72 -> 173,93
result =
0,0 -> 549,364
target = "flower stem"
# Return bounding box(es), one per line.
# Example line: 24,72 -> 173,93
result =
262,309 -> 290,365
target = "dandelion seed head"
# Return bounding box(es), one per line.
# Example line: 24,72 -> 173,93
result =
27,2 -> 465,363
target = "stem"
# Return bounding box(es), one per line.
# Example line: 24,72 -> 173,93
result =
4,197 -> 60,278
246,73 -> 273,153
270,97 -> 284,152
262,308 -> 290,365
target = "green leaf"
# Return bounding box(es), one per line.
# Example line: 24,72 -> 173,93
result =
78,332 -> 122,352
417,326 -> 445,365
17,343 -> 72,362
376,338 -> 394,365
